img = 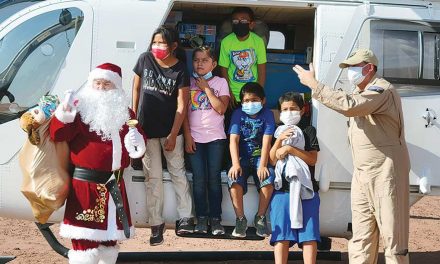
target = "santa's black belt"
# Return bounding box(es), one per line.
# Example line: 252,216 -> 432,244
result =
73,167 -> 131,238
73,167 -> 112,183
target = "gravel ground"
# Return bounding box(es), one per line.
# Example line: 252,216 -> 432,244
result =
1,196 -> 439,264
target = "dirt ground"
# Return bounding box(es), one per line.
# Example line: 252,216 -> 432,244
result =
1,196 -> 439,264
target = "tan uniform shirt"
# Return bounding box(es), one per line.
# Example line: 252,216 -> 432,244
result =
313,78 -> 410,174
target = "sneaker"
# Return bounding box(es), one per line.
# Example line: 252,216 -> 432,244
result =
232,216 -> 247,238
254,214 -> 270,237
210,217 -> 225,236
176,217 -> 194,235
194,217 -> 208,234
150,223 -> 165,246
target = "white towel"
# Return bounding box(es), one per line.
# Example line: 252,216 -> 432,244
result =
274,125 -> 315,229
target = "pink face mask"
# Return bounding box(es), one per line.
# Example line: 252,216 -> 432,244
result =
151,45 -> 170,60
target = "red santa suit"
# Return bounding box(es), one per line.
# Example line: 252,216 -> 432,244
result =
49,63 -> 146,264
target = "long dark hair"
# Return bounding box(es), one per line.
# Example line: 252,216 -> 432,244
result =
148,25 -> 186,63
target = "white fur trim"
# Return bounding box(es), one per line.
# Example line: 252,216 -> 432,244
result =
111,132 -> 122,171
60,223 -> 135,241
88,68 -> 122,89
68,248 -> 99,264
97,245 -> 119,264
54,104 -> 76,124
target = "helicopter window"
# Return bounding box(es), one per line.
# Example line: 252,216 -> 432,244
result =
336,19 -> 440,96
0,0 -> 44,25
381,30 -> 419,79
371,20 -> 440,95
0,7 -> 83,124
267,31 -> 285,50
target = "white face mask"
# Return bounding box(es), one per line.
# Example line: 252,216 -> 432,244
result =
279,110 -> 301,126
347,66 -> 366,86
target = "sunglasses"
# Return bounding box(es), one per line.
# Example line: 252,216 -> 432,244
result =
232,19 -> 250,24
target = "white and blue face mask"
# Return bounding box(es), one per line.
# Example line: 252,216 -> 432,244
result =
242,102 -> 263,116
192,71 -> 213,80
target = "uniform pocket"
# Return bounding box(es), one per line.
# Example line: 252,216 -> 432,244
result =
375,179 -> 396,198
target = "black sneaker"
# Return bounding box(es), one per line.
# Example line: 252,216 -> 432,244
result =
176,217 -> 194,235
210,217 -> 225,236
254,214 -> 270,237
232,216 -> 248,238
194,216 -> 208,234
150,223 -> 165,246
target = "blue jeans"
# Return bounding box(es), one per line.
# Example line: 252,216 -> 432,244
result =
188,139 -> 225,218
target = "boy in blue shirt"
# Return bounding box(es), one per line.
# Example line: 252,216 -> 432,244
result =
228,82 -> 275,238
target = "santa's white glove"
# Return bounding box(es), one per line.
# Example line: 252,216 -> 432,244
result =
128,128 -> 143,145
54,90 -> 78,124
124,128 -> 146,158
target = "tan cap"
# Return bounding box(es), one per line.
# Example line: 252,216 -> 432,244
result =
339,49 -> 378,68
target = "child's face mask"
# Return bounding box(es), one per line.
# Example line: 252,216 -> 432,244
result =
192,71 -> 213,80
242,102 -> 262,116
232,22 -> 250,38
279,110 -> 301,126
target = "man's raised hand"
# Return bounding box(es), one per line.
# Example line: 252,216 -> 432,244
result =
292,63 -> 319,90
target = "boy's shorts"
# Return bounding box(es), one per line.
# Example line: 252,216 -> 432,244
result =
227,156 -> 275,194
270,191 -> 321,247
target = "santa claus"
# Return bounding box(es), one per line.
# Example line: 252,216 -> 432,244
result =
50,63 -> 146,264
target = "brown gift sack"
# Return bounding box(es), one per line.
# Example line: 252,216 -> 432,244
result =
19,119 -> 70,224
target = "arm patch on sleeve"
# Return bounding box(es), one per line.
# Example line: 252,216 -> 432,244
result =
367,86 -> 384,93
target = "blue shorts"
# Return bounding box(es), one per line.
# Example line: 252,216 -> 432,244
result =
227,157 -> 275,194
269,191 -> 320,247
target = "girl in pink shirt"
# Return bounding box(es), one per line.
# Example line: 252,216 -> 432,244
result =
183,46 -> 230,235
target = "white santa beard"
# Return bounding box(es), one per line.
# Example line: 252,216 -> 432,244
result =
77,87 -> 130,141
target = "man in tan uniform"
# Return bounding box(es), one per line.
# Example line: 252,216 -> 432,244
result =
293,49 -> 410,264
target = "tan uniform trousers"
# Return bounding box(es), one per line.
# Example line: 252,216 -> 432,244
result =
142,135 -> 193,226
349,145 -> 409,264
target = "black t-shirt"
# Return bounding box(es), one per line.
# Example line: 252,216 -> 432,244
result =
278,124 -> 320,192
133,52 -> 189,138
302,125 -> 320,192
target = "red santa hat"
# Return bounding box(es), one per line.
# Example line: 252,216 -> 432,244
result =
88,63 -> 122,89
